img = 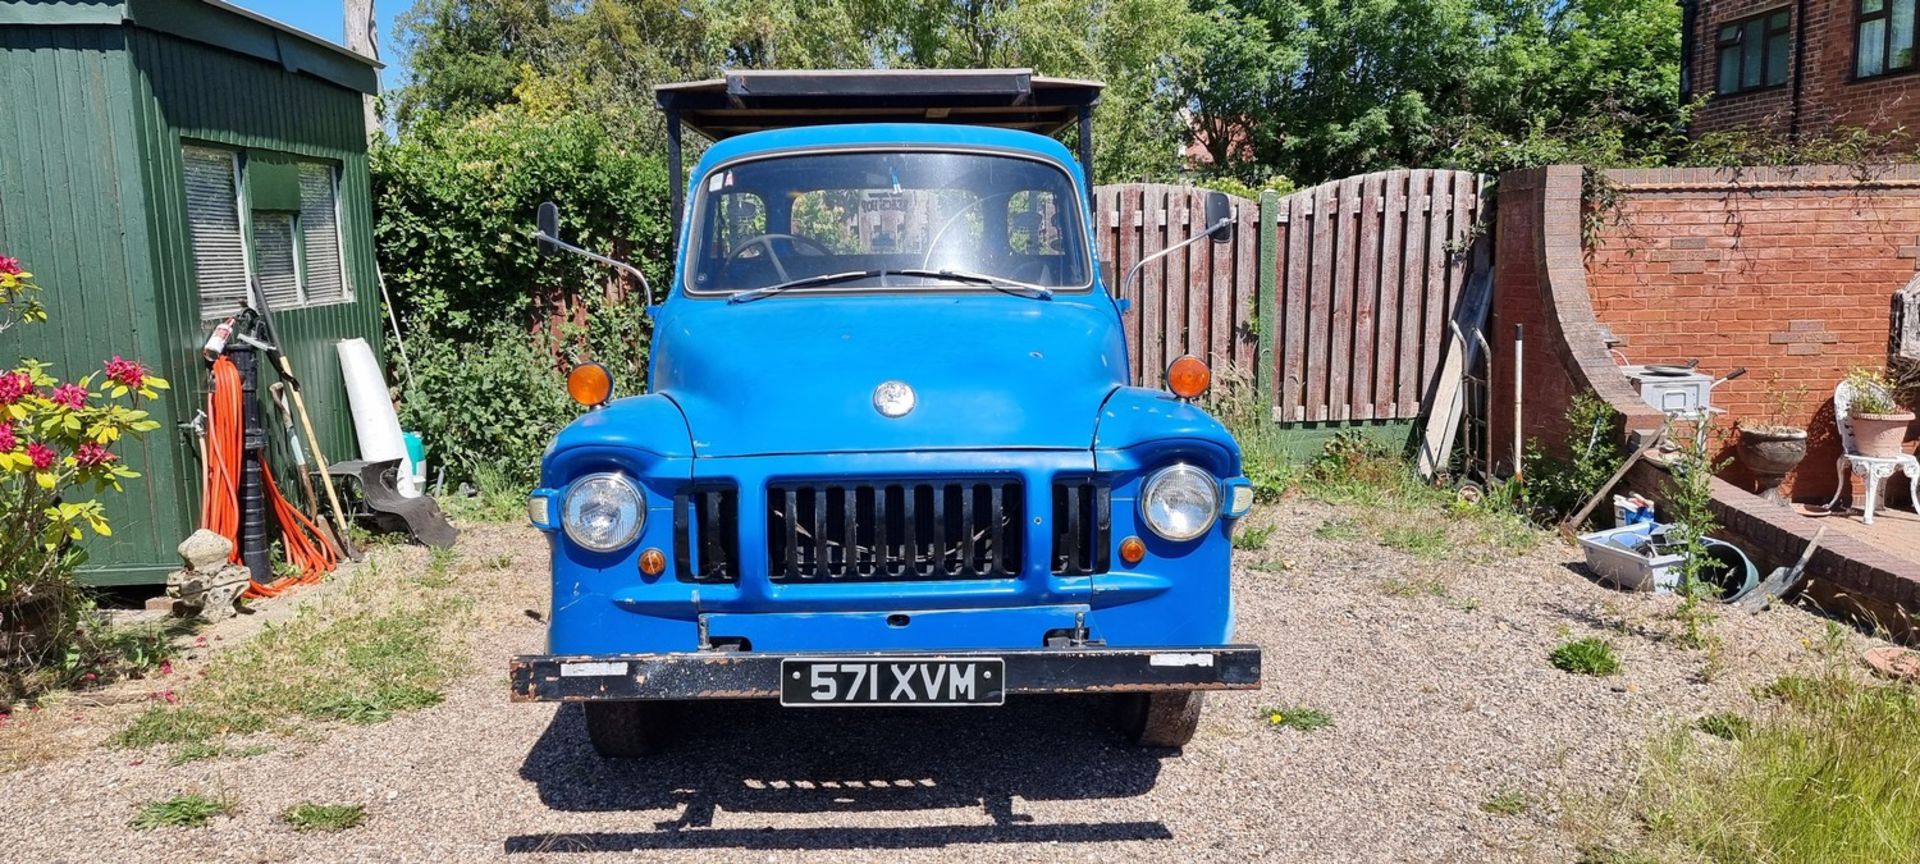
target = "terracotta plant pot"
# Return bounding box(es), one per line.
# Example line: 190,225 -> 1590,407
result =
1851,411 -> 1915,459
1737,424 -> 1808,503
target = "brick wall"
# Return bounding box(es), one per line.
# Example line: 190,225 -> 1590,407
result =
1691,0 -> 1920,137
1587,166 -> 1920,499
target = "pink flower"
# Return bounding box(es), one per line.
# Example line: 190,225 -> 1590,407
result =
0,422 -> 14,453
80,672 -> 97,683
26,442 -> 55,471
0,371 -> 30,405
103,356 -> 146,389
48,383 -> 86,411
0,256 -> 19,276
158,660 -> 173,676
73,443 -> 115,467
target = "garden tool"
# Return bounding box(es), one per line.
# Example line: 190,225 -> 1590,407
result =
270,380 -> 344,561
248,279 -> 361,562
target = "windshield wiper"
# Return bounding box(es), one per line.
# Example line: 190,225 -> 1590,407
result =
890,269 -> 1053,300
727,270 -> 881,304
728,268 -> 1054,304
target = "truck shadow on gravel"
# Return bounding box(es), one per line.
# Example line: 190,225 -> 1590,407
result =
510,696 -> 1173,852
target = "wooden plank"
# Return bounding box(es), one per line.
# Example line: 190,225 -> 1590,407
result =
1234,195 -> 1259,374
1396,170 -> 1430,417
1117,185 -> 1143,384
1191,189 -> 1216,365
1328,175 -> 1359,421
1421,171 -> 1452,401
1208,196 -> 1237,368
1139,186 -> 1166,387
1306,180 -> 1337,421
1281,191 -> 1310,421
1351,172 -> 1383,420
1163,187 -> 1189,368
1447,173 -> 1477,321
1255,190 -> 1280,402
1375,170 -> 1407,419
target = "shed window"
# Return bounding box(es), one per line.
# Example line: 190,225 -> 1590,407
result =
1859,0 -> 1918,77
180,145 -> 352,319
1716,10 -> 1791,95
182,147 -> 250,318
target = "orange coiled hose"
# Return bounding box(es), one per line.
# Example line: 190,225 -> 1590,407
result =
201,355 -> 336,598
201,357 -> 243,561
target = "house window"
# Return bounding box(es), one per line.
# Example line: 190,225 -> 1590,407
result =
1858,0 -> 1918,78
181,147 -> 250,318
1716,10 -> 1791,95
180,144 -> 352,319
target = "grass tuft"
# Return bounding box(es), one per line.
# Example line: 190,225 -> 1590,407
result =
1260,705 -> 1334,732
130,792 -> 234,830
1550,638 -> 1622,676
1482,789 -> 1528,816
283,803 -> 367,832
1232,523 -> 1277,551
1695,711 -> 1751,741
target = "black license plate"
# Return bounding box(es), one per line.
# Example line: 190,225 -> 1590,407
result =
779,658 -> 1006,707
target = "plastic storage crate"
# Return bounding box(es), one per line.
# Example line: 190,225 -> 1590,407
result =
1578,522 -> 1683,593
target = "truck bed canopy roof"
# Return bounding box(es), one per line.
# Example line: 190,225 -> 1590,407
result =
654,69 -> 1103,140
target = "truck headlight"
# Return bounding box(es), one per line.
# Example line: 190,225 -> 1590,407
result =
1140,463 -> 1219,542
562,472 -> 644,552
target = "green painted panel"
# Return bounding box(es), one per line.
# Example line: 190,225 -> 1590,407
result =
245,156 -> 300,211
1,24 -> 383,585
1269,421 -> 1421,463
0,25 -> 180,586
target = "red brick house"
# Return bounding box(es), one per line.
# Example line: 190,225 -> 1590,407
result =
1685,0 -> 1920,136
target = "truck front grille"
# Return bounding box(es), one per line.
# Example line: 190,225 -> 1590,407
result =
1050,479 -> 1111,576
673,485 -> 740,583
766,479 -> 1024,581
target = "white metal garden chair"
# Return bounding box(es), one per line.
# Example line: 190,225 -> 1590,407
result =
1822,380 -> 1920,525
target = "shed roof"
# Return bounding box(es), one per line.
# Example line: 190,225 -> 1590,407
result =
655,69 -> 1103,141
0,0 -> 381,94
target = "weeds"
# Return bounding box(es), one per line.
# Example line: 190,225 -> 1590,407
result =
1378,523 -> 1449,558
1232,523 -> 1277,551
1695,711 -> 1750,741
130,792 -> 234,830
1623,670 -> 1920,861
1381,575 -> 1450,599
1207,368 -> 1293,502
283,803 -> 367,832
1482,789 -> 1529,816
1260,705 -> 1333,732
1551,638 -> 1622,676
1314,518 -> 1364,541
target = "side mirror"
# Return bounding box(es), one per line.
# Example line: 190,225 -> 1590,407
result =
536,201 -> 561,257
1204,191 -> 1232,242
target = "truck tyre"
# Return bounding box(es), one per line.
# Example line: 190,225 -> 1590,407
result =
1117,690 -> 1206,748
583,701 -> 674,757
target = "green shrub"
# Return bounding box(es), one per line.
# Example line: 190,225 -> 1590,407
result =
130,793 -> 234,830
1520,391 -> 1624,525
374,105 -> 666,485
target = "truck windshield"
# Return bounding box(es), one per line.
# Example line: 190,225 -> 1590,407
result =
686,150 -> 1092,296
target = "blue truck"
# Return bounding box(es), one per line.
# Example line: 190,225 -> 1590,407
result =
510,70 -> 1262,756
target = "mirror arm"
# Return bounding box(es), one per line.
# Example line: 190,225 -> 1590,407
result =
537,231 -> 654,306
1114,217 -> 1232,299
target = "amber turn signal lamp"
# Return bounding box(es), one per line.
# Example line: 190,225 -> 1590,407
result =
638,548 -> 667,576
1118,536 -> 1146,566
1167,355 -> 1210,399
567,362 -> 613,407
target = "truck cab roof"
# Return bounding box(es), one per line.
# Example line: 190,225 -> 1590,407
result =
655,69 -> 1102,140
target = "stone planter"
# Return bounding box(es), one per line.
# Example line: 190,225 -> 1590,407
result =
1851,411 -> 1915,459
1737,424 -> 1808,504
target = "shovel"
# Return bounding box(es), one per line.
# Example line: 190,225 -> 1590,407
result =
1733,526 -> 1825,612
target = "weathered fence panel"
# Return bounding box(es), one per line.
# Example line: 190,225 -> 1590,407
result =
1094,169 -> 1484,423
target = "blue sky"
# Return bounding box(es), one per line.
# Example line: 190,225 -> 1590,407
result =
226,0 -> 411,90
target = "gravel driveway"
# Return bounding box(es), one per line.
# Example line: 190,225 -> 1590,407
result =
0,500 -> 1868,863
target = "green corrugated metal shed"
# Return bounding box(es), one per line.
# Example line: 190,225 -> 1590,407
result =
0,0 -> 386,585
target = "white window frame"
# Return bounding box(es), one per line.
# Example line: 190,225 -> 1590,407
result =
183,143 -> 355,319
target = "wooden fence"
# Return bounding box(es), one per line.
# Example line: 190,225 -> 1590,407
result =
1094,170 -> 1485,424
